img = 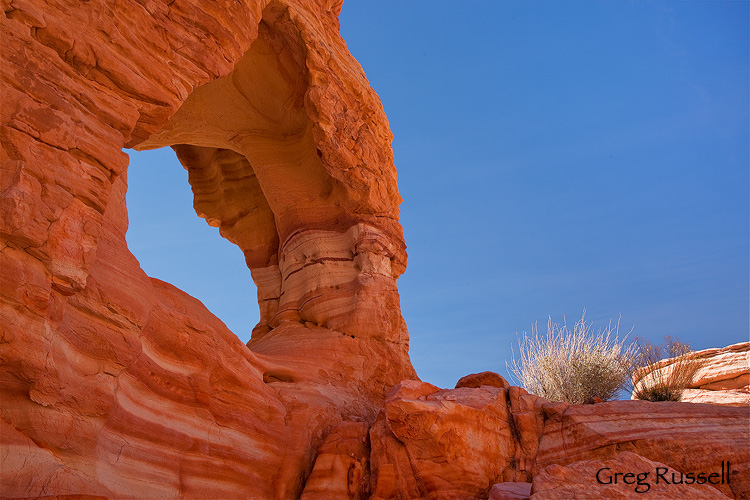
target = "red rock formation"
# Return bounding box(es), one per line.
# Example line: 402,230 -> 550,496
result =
455,371 -> 511,389
300,420 -> 371,500
369,381 -> 536,499
367,377 -> 749,500
534,399 -> 748,499
530,452 -> 732,499
3,0 -> 748,498
632,342 -> 749,406
1,0 -> 414,498
488,482 -> 532,500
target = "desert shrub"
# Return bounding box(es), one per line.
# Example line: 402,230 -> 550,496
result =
507,311 -> 637,404
631,336 -> 703,402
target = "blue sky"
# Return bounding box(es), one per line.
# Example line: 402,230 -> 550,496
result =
126,1 -> 749,389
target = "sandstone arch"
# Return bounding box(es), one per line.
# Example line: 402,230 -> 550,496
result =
4,3 -> 750,499
1,0 -> 414,497
136,5 -> 409,345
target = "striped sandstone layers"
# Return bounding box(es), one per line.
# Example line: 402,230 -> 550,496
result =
2,1 -> 747,499
632,342 -> 749,406
1,0 -> 413,498
358,379 -> 747,500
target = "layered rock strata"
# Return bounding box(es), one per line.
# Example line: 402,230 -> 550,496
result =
2,0 -> 747,499
527,452 -> 733,500
632,342 -> 749,406
1,0 -> 414,498
366,377 -> 748,500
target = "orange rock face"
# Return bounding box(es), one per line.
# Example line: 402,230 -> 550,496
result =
530,452 -> 733,500
368,381 -> 543,499
367,380 -> 748,500
534,400 -> 748,499
632,342 -> 750,406
300,420 -> 371,500
455,371 -> 511,389
1,0 -> 413,498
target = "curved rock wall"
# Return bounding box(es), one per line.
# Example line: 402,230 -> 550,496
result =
632,342 -> 749,406
1,0 -> 414,498
139,2 -> 409,346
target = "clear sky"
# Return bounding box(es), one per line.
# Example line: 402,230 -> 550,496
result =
126,1 -> 749,390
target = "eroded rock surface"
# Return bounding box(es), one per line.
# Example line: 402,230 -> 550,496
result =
488,482 -> 532,500
2,0 -> 747,499
534,399 -> 748,499
300,420 -> 371,500
368,381 -> 541,500
455,371 -> 511,389
530,452 -> 732,500
1,0 -> 413,498
632,342 -> 750,406
366,378 -> 748,500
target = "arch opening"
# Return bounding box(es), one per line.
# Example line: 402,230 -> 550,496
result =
125,146 -> 259,343
0,1 -> 420,497
133,5 -> 409,345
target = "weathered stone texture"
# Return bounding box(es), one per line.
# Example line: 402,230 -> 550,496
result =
632,342 -> 749,406
530,452 -> 733,500
2,1 -> 747,499
1,0 -> 413,498
366,378 -> 748,500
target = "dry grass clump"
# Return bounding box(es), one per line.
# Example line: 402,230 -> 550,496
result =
508,311 -> 637,404
631,336 -> 703,402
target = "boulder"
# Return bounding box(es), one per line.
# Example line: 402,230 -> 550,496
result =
455,371 -> 511,389
368,384 -> 546,499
